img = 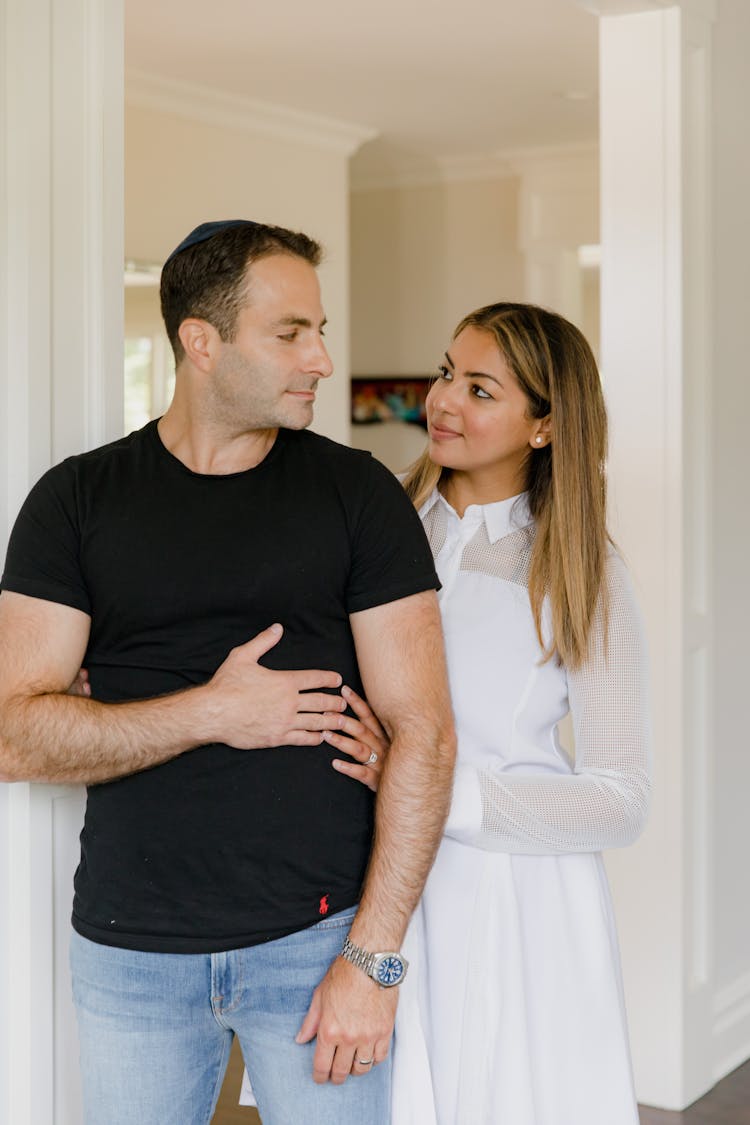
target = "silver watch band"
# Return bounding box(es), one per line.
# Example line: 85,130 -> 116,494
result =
341,935 -> 376,977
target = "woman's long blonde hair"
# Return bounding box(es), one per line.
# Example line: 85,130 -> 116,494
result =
403,303 -> 609,670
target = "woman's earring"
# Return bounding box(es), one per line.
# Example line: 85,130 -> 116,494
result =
535,436 -> 542,445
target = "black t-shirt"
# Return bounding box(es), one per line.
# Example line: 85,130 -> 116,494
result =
1,421 -> 439,952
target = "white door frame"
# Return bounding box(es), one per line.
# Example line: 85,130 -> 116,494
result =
0,1 -> 123,1122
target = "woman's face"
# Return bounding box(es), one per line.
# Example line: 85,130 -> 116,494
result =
426,325 -> 543,485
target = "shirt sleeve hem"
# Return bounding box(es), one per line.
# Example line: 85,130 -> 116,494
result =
0,575 -> 91,616
346,572 -> 440,614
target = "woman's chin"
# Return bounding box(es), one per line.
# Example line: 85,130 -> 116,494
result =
427,440 -> 460,470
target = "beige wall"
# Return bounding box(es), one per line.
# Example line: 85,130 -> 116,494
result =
125,102 -> 353,443
125,285 -> 162,336
350,176 -> 525,375
349,162 -> 598,471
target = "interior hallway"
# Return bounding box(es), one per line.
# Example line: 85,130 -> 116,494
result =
211,1040 -> 750,1124
212,1042 -> 257,1124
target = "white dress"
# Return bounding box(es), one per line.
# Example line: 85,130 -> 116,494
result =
392,489 -> 651,1125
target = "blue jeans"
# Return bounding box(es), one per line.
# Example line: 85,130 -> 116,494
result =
70,909 -> 391,1125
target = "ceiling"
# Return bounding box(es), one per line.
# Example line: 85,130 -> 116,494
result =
125,0 -> 599,185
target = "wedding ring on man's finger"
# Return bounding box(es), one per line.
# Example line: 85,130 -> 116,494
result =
366,751 -> 378,766
356,1056 -> 374,1066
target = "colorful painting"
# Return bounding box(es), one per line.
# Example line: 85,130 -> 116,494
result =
351,377 -> 431,429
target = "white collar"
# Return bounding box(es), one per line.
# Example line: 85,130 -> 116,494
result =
420,488 -> 532,545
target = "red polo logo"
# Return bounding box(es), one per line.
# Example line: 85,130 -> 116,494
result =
318,894 -> 330,915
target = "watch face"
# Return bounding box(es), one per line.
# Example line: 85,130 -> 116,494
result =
375,955 -> 405,987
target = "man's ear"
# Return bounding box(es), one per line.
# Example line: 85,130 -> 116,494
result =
177,318 -> 221,372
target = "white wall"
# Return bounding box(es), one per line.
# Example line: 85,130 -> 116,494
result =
597,0 -> 750,1108
0,2 -> 124,1122
710,0 -> 750,1074
125,91 -> 361,444
124,285 -> 162,334
514,145 -> 600,337
351,175 -> 525,374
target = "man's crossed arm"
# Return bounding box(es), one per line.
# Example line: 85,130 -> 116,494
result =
0,590 -> 348,784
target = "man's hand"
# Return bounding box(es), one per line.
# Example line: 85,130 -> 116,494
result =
0,592 -> 350,784
201,623 -> 347,748
296,956 -> 397,1084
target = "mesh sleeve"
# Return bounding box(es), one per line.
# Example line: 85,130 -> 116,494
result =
445,552 -> 652,854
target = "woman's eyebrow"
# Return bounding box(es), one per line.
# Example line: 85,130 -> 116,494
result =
468,371 -> 503,387
445,350 -> 503,387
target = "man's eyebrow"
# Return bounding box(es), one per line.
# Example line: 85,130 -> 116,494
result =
274,315 -> 327,329
444,350 -> 503,387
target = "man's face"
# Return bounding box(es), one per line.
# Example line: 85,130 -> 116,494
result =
209,253 -> 333,432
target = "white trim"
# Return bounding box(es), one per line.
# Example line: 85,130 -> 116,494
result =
438,152 -> 516,183
681,3 -> 713,1002
577,0 -> 717,18
597,3 -> 718,1109
712,972 -> 750,1083
350,169 -> 440,193
504,139 -> 599,173
577,243 -> 601,268
1,1 -> 123,1122
351,152 -> 516,193
125,69 -> 376,156
351,140 -> 598,194
84,0 -> 125,451
714,971 -> 750,1034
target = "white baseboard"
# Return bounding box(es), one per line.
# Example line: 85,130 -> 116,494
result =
713,970 -> 750,1083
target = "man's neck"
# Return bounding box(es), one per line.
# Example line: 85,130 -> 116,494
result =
157,409 -> 278,476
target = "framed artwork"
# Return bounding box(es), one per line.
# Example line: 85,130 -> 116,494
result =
350,376 -> 432,429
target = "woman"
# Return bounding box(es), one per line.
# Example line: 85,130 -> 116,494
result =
328,302 -> 651,1125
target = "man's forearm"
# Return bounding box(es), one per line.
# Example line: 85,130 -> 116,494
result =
296,713 -> 454,1086
345,592 -> 456,951
0,685 -> 213,784
349,717 -> 456,949
0,620 -> 347,786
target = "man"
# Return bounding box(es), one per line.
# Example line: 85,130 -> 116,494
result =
0,220 -> 455,1124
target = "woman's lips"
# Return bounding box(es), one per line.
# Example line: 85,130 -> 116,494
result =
429,422 -> 461,440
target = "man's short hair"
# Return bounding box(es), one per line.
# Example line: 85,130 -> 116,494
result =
160,220 -> 323,365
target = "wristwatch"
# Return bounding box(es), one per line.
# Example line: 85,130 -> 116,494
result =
341,935 -> 409,987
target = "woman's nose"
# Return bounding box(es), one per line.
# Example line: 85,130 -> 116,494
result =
429,381 -> 458,415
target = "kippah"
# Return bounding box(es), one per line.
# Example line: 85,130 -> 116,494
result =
164,219 -> 261,266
